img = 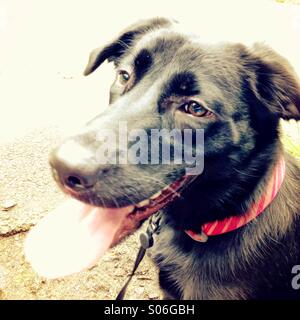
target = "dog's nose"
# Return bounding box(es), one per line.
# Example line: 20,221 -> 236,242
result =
49,140 -> 98,191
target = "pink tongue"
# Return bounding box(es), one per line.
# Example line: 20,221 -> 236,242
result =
24,198 -> 131,279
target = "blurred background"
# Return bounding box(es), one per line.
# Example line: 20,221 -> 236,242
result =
0,0 -> 299,299
1,0 -> 300,140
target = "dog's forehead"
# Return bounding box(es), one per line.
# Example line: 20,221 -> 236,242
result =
135,29 -> 204,65
136,28 -> 186,50
128,29 -> 242,77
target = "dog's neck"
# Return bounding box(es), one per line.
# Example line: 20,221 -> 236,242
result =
166,142 -> 285,234
185,155 -> 286,242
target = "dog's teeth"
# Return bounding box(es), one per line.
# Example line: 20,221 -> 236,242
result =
126,205 -> 135,213
150,191 -> 162,199
136,199 -> 150,208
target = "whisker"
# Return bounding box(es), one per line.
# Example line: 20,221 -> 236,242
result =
120,188 -> 138,205
111,196 -> 120,208
233,167 -> 260,178
94,192 -> 106,208
140,175 -> 184,199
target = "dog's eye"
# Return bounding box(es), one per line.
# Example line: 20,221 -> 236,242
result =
183,101 -> 209,117
117,70 -> 130,85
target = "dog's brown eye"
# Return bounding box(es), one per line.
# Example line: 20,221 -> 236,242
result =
118,70 -> 130,85
183,101 -> 208,117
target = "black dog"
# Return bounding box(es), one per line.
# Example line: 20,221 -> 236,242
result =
48,18 -> 300,299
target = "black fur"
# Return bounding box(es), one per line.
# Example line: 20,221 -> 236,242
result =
52,18 -> 300,299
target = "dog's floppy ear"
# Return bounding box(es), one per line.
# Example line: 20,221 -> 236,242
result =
83,17 -> 174,76
243,43 -> 300,120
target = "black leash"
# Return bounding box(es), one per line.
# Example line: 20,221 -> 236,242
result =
115,246 -> 146,300
116,213 -> 161,300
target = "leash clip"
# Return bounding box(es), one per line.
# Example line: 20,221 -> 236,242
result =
139,232 -> 153,249
139,212 -> 161,249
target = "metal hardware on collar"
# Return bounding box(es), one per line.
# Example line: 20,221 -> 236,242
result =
140,232 -> 153,249
185,229 -> 208,243
140,211 -> 161,249
116,212 -> 162,300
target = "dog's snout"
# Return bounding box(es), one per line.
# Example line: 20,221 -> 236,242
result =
49,140 -> 98,191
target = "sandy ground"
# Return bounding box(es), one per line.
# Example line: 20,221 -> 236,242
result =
0,0 -> 300,300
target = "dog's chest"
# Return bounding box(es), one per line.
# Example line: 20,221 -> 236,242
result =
147,222 -> 248,300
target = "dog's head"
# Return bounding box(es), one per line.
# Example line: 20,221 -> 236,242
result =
25,18 -> 300,278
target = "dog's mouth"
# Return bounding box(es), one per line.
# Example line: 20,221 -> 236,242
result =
24,175 -> 190,279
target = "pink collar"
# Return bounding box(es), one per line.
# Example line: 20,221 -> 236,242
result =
185,157 -> 286,242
